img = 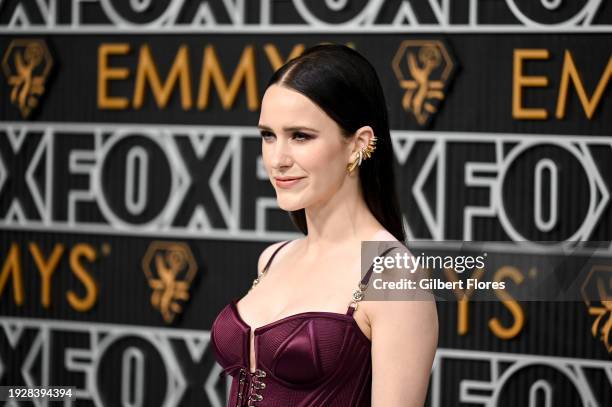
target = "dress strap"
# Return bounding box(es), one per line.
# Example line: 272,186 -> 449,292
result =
347,246 -> 398,316
250,240 -> 292,291
263,240 -> 292,273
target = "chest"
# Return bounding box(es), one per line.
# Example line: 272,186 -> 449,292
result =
211,300 -> 372,387
237,264 -> 359,329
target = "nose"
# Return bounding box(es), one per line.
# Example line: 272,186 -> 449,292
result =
268,137 -> 293,170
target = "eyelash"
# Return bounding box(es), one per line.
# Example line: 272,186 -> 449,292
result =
260,131 -> 312,142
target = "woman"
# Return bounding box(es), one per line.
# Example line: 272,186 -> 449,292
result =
210,44 -> 438,406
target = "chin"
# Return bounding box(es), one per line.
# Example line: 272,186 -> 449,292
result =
277,201 -> 304,212
275,196 -> 307,212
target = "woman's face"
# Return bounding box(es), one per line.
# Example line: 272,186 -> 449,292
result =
258,84 -> 353,211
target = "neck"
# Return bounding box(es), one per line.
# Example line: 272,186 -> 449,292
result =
302,177 -> 382,255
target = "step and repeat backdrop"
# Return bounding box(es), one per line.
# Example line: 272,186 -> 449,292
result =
1,1 -> 612,406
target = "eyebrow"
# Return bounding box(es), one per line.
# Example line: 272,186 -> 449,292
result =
257,124 -> 319,134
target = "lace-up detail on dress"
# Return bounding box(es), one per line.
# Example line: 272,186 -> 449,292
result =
210,241 -> 397,406
225,367 -> 266,406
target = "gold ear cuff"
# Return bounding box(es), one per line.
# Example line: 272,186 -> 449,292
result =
346,135 -> 377,174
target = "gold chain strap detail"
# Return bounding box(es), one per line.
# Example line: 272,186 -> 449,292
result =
349,282 -> 368,311
249,270 -> 264,292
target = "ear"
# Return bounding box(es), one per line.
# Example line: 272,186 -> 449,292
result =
349,126 -> 375,157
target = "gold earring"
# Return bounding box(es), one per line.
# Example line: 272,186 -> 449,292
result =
346,135 -> 377,174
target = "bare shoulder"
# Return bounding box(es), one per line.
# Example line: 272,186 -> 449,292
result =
256,240 -> 295,275
371,229 -> 397,242
367,296 -> 438,330
363,232 -> 436,327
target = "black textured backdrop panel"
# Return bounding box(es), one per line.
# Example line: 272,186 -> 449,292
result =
1,0 -> 611,405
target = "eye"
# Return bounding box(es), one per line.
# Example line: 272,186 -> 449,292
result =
292,132 -> 312,142
260,130 -> 275,141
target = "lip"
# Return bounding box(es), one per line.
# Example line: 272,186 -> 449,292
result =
274,177 -> 305,189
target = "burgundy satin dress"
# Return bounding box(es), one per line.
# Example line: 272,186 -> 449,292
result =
210,241 -> 397,406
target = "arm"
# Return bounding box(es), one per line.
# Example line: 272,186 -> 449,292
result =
367,253 -> 438,406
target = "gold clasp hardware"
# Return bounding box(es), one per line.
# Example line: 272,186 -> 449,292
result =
349,282 -> 368,311
252,381 -> 266,389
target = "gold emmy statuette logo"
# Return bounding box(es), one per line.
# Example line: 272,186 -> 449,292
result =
1,39 -> 53,118
142,242 -> 198,323
392,40 -> 456,126
581,265 -> 612,353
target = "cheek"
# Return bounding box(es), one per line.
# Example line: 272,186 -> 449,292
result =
263,141 -> 345,171
301,143 -> 347,184
260,143 -> 271,168
260,139 -> 348,187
